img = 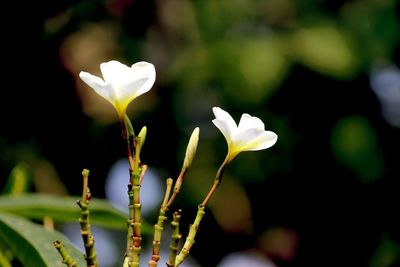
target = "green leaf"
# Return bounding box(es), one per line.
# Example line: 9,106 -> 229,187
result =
0,193 -> 151,234
0,193 -> 124,230
0,212 -> 86,267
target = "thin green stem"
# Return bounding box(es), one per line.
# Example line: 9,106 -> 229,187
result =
201,156 -> 229,206
148,209 -> 167,267
127,167 -> 142,267
121,116 -> 143,267
162,178 -> 173,208
78,169 -> 98,267
166,210 -> 182,267
126,142 -> 143,266
139,164 -> 148,185
126,183 -> 134,263
173,156 -> 229,266
53,240 -> 77,267
148,178 -> 173,267
174,205 -> 205,266
166,169 -> 187,208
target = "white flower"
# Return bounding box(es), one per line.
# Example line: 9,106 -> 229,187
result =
79,60 -> 155,118
212,107 -> 277,162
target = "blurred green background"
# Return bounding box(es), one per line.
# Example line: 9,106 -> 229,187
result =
1,0 -> 400,266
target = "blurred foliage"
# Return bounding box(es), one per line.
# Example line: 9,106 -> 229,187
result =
2,162 -> 31,195
331,116 -> 384,184
370,234 -> 400,267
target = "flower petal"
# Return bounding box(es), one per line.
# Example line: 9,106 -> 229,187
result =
113,62 -> 155,111
238,114 -> 265,131
100,60 -> 133,87
212,119 -> 234,145
116,77 -> 151,110
212,107 -> 237,140
130,61 -> 156,96
234,129 -> 278,152
79,71 -> 115,103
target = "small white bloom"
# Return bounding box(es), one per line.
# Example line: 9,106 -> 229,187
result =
79,60 -> 155,118
212,107 -> 277,162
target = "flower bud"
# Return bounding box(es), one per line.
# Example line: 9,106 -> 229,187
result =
182,127 -> 200,170
137,126 -> 147,151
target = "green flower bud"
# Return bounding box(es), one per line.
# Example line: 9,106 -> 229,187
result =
137,126 -> 147,151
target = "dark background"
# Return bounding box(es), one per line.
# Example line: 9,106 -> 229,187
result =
1,1 -> 400,266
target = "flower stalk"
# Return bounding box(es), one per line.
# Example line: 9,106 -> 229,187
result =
127,147 -> 143,267
166,210 -> 182,267
77,169 -> 98,267
122,117 -> 145,267
166,128 -> 199,207
201,156 -> 229,207
148,128 -> 199,266
148,178 -> 173,267
174,205 -> 205,267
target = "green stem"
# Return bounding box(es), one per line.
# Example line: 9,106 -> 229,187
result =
166,168 -> 187,208
128,138 -> 143,267
148,178 -> 173,267
201,156 -> 229,206
127,168 -> 142,267
131,172 -> 142,267
122,116 -> 143,267
166,210 -> 182,267
53,240 -> 78,267
126,184 -> 134,262
78,169 -> 98,267
139,164 -> 148,185
174,205 -> 205,266
148,209 -> 167,267
173,156 -> 229,266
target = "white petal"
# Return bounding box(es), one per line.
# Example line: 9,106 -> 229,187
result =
114,62 -> 155,109
233,128 -> 264,149
116,77 -> 151,108
213,107 -> 237,132
235,130 -> 277,152
212,119 -> 235,144
100,60 -> 133,86
79,71 -> 115,103
130,61 -> 156,96
238,114 -> 265,131
247,131 -> 277,150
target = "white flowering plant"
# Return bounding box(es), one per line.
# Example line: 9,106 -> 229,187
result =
0,60 -> 277,267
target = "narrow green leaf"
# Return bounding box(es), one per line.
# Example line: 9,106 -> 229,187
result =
0,193 -> 152,234
0,212 -> 86,267
0,193 -> 123,229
